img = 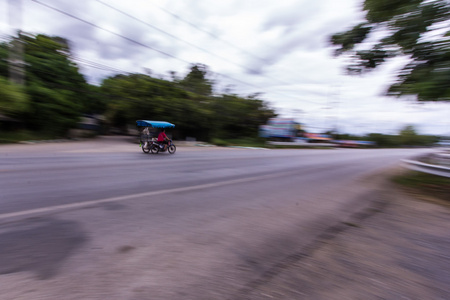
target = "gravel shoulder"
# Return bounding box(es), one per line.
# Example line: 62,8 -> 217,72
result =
242,182 -> 450,300
0,136 -> 222,155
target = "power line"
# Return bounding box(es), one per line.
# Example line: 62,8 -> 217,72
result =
32,0 -> 186,63
95,0 -> 255,74
71,55 -> 318,104
74,56 -> 320,104
94,0 -> 297,88
150,2 -> 269,64
92,1 -> 321,104
31,0 -> 322,105
74,55 -> 321,104
72,56 -> 131,74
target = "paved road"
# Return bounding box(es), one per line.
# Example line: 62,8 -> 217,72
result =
0,138 -> 431,299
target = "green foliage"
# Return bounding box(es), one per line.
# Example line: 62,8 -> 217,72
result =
101,70 -> 276,141
397,125 -> 439,146
210,138 -> 229,146
211,137 -> 267,147
1,33 -> 275,141
82,84 -> 107,114
0,42 -> 8,78
361,126 -> 438,147
331,0 -> 450,101
363,0 -> 423,24
0,130 -> 55,144
398,125 -> 418,145
331,24 -> 372,56
209,94 -> 276,139
0,33 -> 107,137
332,126 -> 438,147
23,34 -> 95,113
25,83 -> 81,135
0,77 -> 29,117
20,34 -> 87,135
365,133 -> 399,147
100,73 -> 212,137
393,171 -> 450,201
178,64 -> 213,96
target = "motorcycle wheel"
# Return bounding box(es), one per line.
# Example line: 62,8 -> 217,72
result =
142,145 -> 150,153
168,145 -> 176,154
150,144 -> 159,154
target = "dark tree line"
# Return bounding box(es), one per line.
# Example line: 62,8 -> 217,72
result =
0,33 -> 276,141
330,125 -> 440,147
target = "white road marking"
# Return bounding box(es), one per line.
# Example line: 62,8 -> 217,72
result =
0,169 -> 300,221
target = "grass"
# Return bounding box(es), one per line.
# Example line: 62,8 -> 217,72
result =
392,171 -> 450,202
267,144 -> 335,149
210,138 -> 336,149
211,138 -> 267,148
0,130 -> 59,144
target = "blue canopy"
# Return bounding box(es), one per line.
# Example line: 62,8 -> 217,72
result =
136,120 -> 175,128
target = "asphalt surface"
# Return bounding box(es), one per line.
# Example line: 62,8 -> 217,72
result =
244,183 -> 450,300
0,137 -> 436,299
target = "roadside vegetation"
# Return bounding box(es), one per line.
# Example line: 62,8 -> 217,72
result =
330,127 -> 440,148
0,130 -> 57,144
0,34 -> 276,143
210,137 -> 267,148
393,171 -> 450,202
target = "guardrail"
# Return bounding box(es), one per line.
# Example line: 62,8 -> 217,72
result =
402,158 -> 450,178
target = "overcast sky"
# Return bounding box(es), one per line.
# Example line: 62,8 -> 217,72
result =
1,0 -> 449,136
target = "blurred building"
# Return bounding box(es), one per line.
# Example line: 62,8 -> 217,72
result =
69,114 -> 105,138
259,118 -> 303,141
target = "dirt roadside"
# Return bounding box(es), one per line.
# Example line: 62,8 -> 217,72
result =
239,182 -> 450,300
0,136 -> 221,154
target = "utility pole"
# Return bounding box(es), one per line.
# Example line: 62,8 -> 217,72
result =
332,84 -> 340,138
8,0 -> 25,85
324,84 -> 341,137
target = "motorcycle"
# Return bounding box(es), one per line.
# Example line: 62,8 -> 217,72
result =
151,139 -> 176,154
136,120 -> 176,155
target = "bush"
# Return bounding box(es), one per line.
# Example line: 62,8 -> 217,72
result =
0,130 -> 56,143
393,171 -> 450,202
210,137 -> 266,147
211,138 -> 229,146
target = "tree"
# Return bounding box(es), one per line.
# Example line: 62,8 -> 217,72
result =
210,94 -> 276,139
100,69 -> 276,141
398,125 -> 419,145
0,34 -> 95,134
21,34 -> 90,134
365,133 -> 399,147
0,33 -> 99,134
100,73 -> 214,138
397,125 -> 439,146
0,77 -> 29,117
0,42 -> 9,78
179,64 -> 214,97
26,83 -> 80,134
330,0 -> 450,101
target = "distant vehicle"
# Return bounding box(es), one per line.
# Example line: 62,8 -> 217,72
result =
136,120 -> 176,154
304,133 -> 332,143
436,139 -> 450,147
259,118 -> 303,141
334,140 -> 376,148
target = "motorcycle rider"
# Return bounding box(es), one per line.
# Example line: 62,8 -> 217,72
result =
157,129 -> 170,151
142,127 -> 150,149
